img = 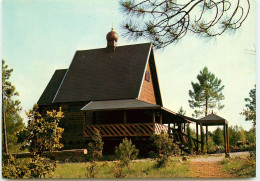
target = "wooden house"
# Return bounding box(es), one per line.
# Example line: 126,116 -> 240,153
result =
37,29 -> 196,155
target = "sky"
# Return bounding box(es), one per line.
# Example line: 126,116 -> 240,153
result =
2,0 -> 257,131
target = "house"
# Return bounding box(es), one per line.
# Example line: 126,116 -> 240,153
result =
37,29 -> 196,155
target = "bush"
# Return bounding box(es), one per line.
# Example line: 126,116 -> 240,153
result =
2,155 -> 56,179
115,138 -> 139,168
113,161 -> 127,178
151,131 -> 178,167
86,128 -> 104,178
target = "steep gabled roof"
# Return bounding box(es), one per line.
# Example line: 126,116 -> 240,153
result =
38,43 -> 163,105
37,69 -> 67,105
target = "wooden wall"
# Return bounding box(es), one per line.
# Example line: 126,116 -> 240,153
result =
138,62 -> 157,104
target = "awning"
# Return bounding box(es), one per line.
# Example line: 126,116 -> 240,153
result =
81,99 -> 160,111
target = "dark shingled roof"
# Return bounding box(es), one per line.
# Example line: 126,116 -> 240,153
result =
199,113 -> 226,121
53,43 -> 152,103
196,113 -> 228,126
81,99 -> 160,111
37,69 -> 67,105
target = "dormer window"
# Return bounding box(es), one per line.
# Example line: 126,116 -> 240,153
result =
145,71 -> 150,82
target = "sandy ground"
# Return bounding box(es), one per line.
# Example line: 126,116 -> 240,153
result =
187,152 -> 249,178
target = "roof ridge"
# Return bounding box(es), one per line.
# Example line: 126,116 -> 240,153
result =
76,42 -> 152,52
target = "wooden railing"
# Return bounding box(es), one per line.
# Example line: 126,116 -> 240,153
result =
83,123 -> 168,137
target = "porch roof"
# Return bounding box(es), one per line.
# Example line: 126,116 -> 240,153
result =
81,99 -> 160,111
195,113 -> 228,126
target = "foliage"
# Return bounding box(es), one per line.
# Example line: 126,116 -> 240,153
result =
246,128 -> 256,145
186,124 -> 193,154
113,161 -> 127,178
241,85 -> 256,127
221,156 -> 256,177
240,128 -> 247,144
115,138 -> 139,168
207,136 -> 216,152
189,67 -> 224,118
2,155 -> 56,179
178,106 -> 186,116
2,59 -> 24,154
17,104 -> 64,156
228,125 -> 242,146
119,0 -> 250,49
87,128 -> 104,162
86,128 -> 104,178
212,127 -> 224,146
151,131 -> 179,167
6,112 -> 25,153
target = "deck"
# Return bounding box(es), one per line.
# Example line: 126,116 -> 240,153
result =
83,123 -> 168,137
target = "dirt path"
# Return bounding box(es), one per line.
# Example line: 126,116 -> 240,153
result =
188,161 -> 231,178
187,152 -> 249,178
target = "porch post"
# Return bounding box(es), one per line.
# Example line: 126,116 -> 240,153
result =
206,125 -> 208,153
184,123 -> 186,133
196,123 -> 199,152
159,111 -> 162,124
226,124 -> 230,153
168,123 -> 170,135
93,111 -> 96,124
223,123 -> 227,154
200,124 -> 203,153
124,111 -> 127,124
152,111 -> 155,123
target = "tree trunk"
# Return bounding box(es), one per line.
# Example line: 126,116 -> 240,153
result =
205,96 -> 208,117
2,94 -> 8,154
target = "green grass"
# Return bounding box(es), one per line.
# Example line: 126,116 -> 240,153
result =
51,159 -> 189,178
220,156 -> 256,177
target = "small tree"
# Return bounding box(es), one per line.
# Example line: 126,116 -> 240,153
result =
228,125 -> 242,146
151,131 -> 179,167
86,128 -> 103,178
241,85 -> 256,127
115,138 -> 139,168
212,127 -> 224,146
178,106 -> 186,116
187,124 -> 194,154
17,104 -> 64,156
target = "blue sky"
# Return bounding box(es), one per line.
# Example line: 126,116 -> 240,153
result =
2,0 -> 256,131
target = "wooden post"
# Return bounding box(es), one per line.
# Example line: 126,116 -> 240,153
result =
200,124 -> 203,153
184,123 -> 186,133
223,124 -> 227,154
168,123 -> 170,135
206,125 -> 208,153
196,123 -> 199,152
159,111 -> 162,124
173,123 -> 175,129
152,111 -> 155,123
226,124 -> 229,153
123,111 -> 127,124
93,111 -> 96,125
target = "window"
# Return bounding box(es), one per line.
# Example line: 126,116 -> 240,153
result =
145,71 -> 150,82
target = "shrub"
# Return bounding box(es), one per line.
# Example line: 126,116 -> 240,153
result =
115,138 -> 139,168
86,128 -> 104,178
113,161 -> 126,178
151,131 -> 178,167
2,155 -> 56,179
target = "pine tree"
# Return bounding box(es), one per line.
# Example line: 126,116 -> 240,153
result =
189,67 -> 224,118
241,85 -> 256,127
119,0 -> 250,49
2,59 -> 23,154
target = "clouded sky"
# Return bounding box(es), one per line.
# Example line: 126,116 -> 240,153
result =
2,0 -> 256,131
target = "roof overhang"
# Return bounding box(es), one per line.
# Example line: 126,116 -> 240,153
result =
161,107 -> 196,123
81,99 -> 160,111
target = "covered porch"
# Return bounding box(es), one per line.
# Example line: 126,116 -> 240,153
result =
80,99 -> 195,139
